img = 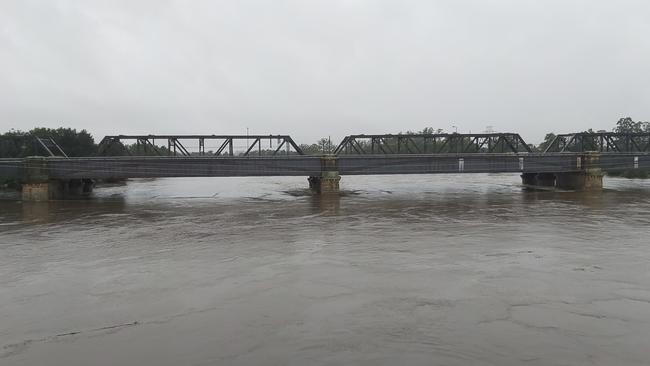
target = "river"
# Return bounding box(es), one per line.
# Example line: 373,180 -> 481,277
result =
1,174 -> 649,365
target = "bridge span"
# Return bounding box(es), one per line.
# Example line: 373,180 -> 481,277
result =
2,132 -> 650,200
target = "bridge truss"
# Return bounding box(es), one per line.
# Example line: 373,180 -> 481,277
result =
97,135 -> 305,157
0,135 -> 68,157
334,133 -> 532,155
544,133 -> 650,153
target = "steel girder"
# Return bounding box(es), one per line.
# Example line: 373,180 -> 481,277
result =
334,133 -> 532,155
544,133 -> 650,153
97,135 -> 305,157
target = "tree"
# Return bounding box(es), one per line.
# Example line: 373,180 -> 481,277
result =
29,127 -> 97,156
299,137 -> 333,154
537,133 -> 557,152
1,127 -> 98,158
614,117 -> 649,134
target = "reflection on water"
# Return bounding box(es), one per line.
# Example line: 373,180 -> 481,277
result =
1,174 -> 650,366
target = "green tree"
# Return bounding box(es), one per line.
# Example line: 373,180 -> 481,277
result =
299,137 -> 333,154
614,117 -> 649,134
537,133 -> 557,152
30,127 -> 97,156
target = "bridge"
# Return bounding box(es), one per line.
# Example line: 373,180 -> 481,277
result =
2,132 -> 650,201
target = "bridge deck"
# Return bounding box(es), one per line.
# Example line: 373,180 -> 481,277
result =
2,153 -> 649,180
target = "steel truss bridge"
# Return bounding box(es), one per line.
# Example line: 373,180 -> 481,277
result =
335,133 -> 532,155
544,132 -> 650,153
2,132 -> 650,200
97,135 -> 304,156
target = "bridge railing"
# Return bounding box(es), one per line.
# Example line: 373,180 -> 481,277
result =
97,135 -> 305,157
334,133 -> 532,155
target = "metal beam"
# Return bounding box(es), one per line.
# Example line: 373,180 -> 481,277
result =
335,133 -> 532,154
544,132 -> 650,153
97,135 -> 305,157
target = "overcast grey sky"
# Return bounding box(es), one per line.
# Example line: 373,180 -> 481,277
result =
1,0 -> 649,144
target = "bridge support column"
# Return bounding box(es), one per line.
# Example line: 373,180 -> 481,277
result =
536,173 -> 556,187
555,171 -> 603,191
22,179 -> 94,201
521,173 -> 537,186
22,181 -> 60,201
521,173 -> 556,188
308,155 -> 340,195
556,153 -> 603,191
21,157 -> 94,201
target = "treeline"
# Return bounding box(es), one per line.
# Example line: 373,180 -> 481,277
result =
0,128 -> 96,158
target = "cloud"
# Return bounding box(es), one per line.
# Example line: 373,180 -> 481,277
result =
1,0 -> 649,144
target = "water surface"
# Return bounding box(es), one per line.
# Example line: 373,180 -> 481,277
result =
1,174 -> 650,365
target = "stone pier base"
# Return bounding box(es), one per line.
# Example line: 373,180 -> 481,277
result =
22,179 -> 94,201
555,171 -> 603,191
308,175 -> 341,195
536,173 -> 556,187
22,182 -> 59,201
522,171 -> 603,191
308,155 -> 340,195
521,173 -> 537,186
520,173 -> 556,189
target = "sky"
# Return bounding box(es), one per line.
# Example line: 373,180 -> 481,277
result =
1,0 -> 649,145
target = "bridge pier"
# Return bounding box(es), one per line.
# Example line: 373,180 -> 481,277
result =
22,179 -> 94,201
556,153 -> 604,191
520,173 -> 556,189
308,155 -> 340,195
522,153 -> 603,191
521,172 -> 602,191
521,173 -> 537,186
536,173 -> 556,187
555,171 -> 603,191
21,157 -> 93,201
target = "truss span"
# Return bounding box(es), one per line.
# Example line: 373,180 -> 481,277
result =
334,133 -> 532,155
544,132 -> 650,153
97,135 -> 305,157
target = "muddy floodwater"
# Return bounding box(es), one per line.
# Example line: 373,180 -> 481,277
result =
1,174 -> 650,366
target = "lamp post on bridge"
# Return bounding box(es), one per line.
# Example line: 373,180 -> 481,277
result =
452,125 -> 459,154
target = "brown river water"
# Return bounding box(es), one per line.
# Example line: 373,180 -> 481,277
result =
1,174 -> 650,366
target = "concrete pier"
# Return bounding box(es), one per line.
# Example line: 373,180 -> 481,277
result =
521,153 -> 603,191
521,173 -> 537,186
520,173 -> 556,189
536,173 -> 556,188
21,157 -> 94,201
308,155 -> 340,195
555,171 -> 603,191
555,153 -> 604,191
21,179 -> 94,201
22,181 -> 59,201
308,175 -> 340,194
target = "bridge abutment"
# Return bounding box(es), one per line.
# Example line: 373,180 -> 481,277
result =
308,155 -> 340,195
